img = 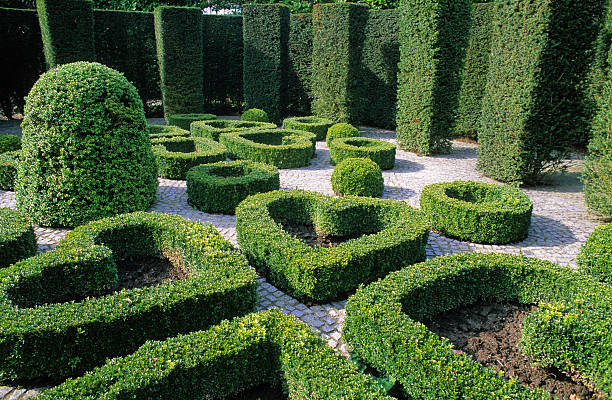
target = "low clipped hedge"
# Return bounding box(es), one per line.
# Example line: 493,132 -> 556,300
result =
241,108 -> 270,122
329,137 -> 396,170
331,158 -> 384,198
186,160 -> 280,214
282,116 -> 335,141
152,136 -> 227,179
0,208 -> 36,269
148,124 -> 189,139
0,211 -> 258,380
0,150 -> 19,191
236,190 -> 429,302
220,129 -> 316,169
420,181 -> 533,244
577,223 -> 612,283
326,122 -> 360,148
167,113 -> 216,131
191,120 -> 276,141
39,310 -> 393,399
344,252 -> 612,400
0,135 -> 20,154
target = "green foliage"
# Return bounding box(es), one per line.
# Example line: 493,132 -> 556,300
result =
0,208 -> 36,269
0,211 -> 258,380
396,0 -> 471,155
282,116 -> 334,141
578,223 -> 612,283
326,122 -> 360,147
167,113 -> 216,130
311,3 -> 368,124
236,190 -> 429,302
288,13 -> 313,115
0,150 -> 19,191
154,6 -> 205,120
148,124 -> 190,138
191,120 -> 276,141
220,129 -> 315,168
243,4 -> 290,124
16,62 -> 158,227
186,160 -> 280,214
241,108 -> 270,122
478,0 -> 605,183
0,135 -> 20,154
152,136 -> 227,179
420,181 -> 533,244
331,158 -> 383,197
344,252 -> 612,400
329,137 -> 395,170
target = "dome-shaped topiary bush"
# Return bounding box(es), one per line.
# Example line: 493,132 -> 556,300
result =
331,157 -> 384,198
0,135 -> 20,154
578,223 -> 612,283
241,108 -> 269,122
16,62 -> 158,227
326,122 -> 360,147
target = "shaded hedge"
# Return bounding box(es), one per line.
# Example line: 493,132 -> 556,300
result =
148,124 -> 189,138
0,135 -> 20,154
0,208 -> 36,269
152,136 -> 227,180
0,151 -> 19,191
288,13 -> 313,116
167,113 -> 216,130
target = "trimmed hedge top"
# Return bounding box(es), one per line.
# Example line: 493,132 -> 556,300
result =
326,122 -> 360,148
578,223 -> 612,283
241,108 -> 270,122
167,113 -> 216,131
191,119 -> 277,141
282,116 -> 335,141
152,136 -> 227,180
329,137 -> 396,170
331,157 -> 384,198
148,124 -> 190,139
0,135 -> 20,154
0,208 -> 36,269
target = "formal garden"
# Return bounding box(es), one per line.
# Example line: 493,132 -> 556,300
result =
0,0 -> 611,398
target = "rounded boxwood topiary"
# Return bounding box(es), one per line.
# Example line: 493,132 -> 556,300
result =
241,108 -> 269,122
578,223 -> 612,283
326,122 -> 360,147
0,208 -> 37,269
167,113 -> 216,131
331,158 -> 384,198
282,116 -> 335,141
15,62 -> 158,228
152,136 -> 227,180
148,124 -> 190,139
191,120 -> 277,141
420,181 -> 533,244
0,150 -> 19,191
330,137 -> 396,170
0,135 -> 20,154
186,160 -> 280,214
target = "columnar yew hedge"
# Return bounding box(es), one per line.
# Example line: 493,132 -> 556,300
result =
396,0 -> 471,155
288,13 -> 313,116
243,4 -> 290,124
154,6 -> 205,120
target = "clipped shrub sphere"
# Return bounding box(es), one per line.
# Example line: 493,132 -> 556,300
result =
326,122 -> 360,147
0,135 -> 20,154
16,62 -> 158,227
331,157 -> 384,198
578,223 -> 612,283
241,108 -> 269,122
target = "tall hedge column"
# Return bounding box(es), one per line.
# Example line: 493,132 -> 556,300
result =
154,6 -> 205,121
311,3 -> 368,125
243,4 -> 290,124
396,0 -> 471,155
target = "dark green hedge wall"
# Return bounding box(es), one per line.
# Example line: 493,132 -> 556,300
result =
288,13 -> 313,116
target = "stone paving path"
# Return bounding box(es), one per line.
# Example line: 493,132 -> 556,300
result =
0,122 -> 606,398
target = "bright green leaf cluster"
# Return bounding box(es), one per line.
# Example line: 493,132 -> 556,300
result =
326,122 -> 360,147
577,223 -> 612,283
331,157 -> 384,198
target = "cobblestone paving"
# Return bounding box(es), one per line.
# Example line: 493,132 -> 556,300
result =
0,123 -> 606,398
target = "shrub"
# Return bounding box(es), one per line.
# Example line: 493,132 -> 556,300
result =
186,160 -> 280,214
331,158 -> 383,198
236,190 -> 429,302
152,136 -> 227,180
191,120 -> 276,141
39,310 -> 393,399
420,181 -> 533,244
0,135 -> 20,154
0,211 -> 258,380
329,137 -> 396,170
148,124 -> 190,139
220,129 -> 316,169
344,252 -> 612,400
0,150 -> 19,191
167,113 -> 216,131
326,122 -> 360,148
578,223 -> 612,283
288,13 -> 313,116
241,108 -> 270,123
0,208 -> 36,269
282,116 -> 334,141
15,62 -> 158,228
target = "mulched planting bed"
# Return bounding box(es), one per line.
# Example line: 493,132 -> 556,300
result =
111,254 -> 189,293
277,219 -> 370,248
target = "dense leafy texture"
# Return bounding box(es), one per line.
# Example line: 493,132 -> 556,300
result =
148,124 -> 189,139
329,137 -> 396,170
191,120 -> 276,141
331,158 -> 384,197
282,116 -> 334,141
0,135 -> 20,154
236,190 -> 428,302
16,62 -> 158,227
241,108 -> 270,122
577,223 -> 612,283
0,151 -> 19,191
326,122 -> 360,147
0,208 -> 36,269
167,113 -> 216,131
288,13 -> 313,116
152,136 -> 227,179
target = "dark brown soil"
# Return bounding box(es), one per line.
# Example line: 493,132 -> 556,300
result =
111,254 -> 189,292
277,220 -> 364,248
225,383 -> 287,400
423,302 -> 605,400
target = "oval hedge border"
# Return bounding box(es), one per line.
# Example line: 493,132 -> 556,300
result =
0,208 -> 37,269
578,223 -> 612,283
0,150 -> 19,191
220,129 -> 316,169
236,190 -> 429,302
329,137 -> 396,170
167,113 -> 216,131
344,252 -> 612,400
282,116 -> 335,141
186,160 -> 280,214
148,124 -> 190,139
191,120 -> 277,141
0,212 -> 258,380
420,181 -> 533,244
152,136 -> 227,179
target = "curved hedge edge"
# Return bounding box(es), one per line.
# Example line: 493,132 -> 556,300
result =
241,108 -> 270,123
0,135 -> 21,154
326,122 -> 360,148
0,150 -> 19,191
329,137 -> 396,170
152,136 -> 227,179
577,223 -> 612,283
0,207 -> 37,269
331,157 -> 384,198
282,116 -> 335,141
167,113 -> 216,131
190,120 -> 277,141
148,124 -> 190,139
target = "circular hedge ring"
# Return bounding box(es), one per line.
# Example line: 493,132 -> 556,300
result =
167,113 -> 216,130
282,116 -> 335,141
0,135 -> 20,154
0,208 -> 37,269
187,160 -> 280,214
220,129 -> 316,169
420,181 -> 533,244
578,223 -> 612,283
152,136 -> 227,179
326,122 -> 360,147
148,124 -> 190,139
191,120 -> 276,141
331,157 -> 384,198
0,150 -> 19,191
329,137 -> 396,170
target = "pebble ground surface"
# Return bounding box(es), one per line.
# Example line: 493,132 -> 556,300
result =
0,118 -> 606,398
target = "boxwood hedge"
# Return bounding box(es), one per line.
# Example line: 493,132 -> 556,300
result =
326,122 -> 360,148
191,120 -> 276,141
344,252 -> 612,399
241,108 -> 270,123
0,135 -> 20,154
0,211 -> 258,380
186,160 -> 280,214
39,310 -> 393,399
331,158 -> 384,198
167,113 -> 216,131
282,116 -> 335,141
0,208 -> 36,269
148,124 -> 189,139
329,137 -> 396,170
152,136 -> 227,180
577,223 -> 612,283
0,150 -> 19,191
236,190 -> 429,302
420,181 -> 533,244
